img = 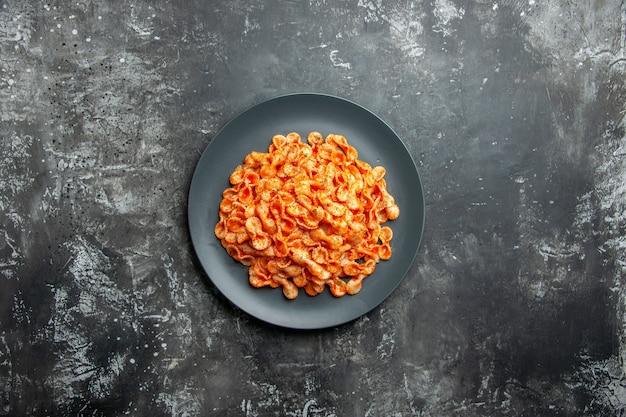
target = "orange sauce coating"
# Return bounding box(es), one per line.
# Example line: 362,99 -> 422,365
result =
215,132 -> 400,299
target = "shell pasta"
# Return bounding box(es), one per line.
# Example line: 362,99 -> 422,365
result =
215,132 -> 400,299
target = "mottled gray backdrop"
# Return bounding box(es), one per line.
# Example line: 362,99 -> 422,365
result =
1,0 -> 625,415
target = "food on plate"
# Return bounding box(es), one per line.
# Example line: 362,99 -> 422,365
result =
214,132 -> 399,299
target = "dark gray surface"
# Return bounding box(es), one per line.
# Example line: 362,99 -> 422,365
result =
1,0 -> 625,415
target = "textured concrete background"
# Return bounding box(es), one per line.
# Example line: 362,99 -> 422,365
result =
1,0 -> 625,415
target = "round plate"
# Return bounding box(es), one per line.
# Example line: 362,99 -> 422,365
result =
188,93 -> 425,329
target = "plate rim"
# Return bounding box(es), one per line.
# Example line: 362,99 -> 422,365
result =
188,92 -> 425,329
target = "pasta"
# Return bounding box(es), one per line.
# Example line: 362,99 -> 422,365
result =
214,132 -> 400,299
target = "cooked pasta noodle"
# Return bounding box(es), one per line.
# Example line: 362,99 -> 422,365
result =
215,132 -> 400,299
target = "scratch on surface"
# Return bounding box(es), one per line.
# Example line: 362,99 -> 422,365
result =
43,235 -> 144,408
376,332 -> 396,361
243,14 -> 260,36
0,230 -> 21,279
0,133 -> 35,230
329,50 -> 351,69
162,254 -> 187,309
0,334 -> 12,414
156,382 -> 201,417
371,1 -> 426,60
303,399 -> 326,417
537,240 -> 582,262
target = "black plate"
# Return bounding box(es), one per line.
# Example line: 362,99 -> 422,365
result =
188,93 -> 425,329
